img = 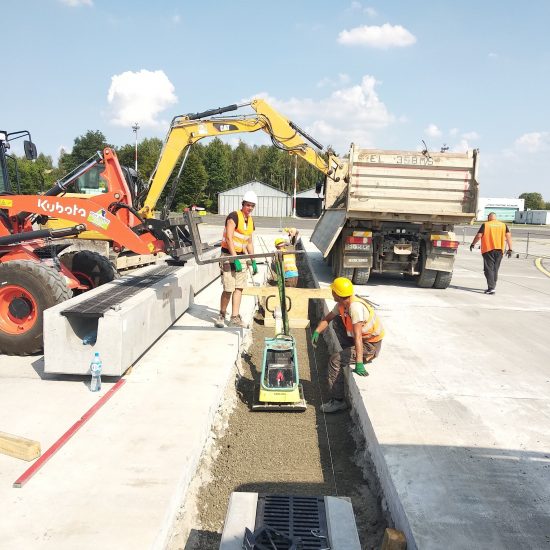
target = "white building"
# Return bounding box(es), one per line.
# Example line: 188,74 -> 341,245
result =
515,210 -> 550,225
476,197 -> 525,222
218,181 -> 291,217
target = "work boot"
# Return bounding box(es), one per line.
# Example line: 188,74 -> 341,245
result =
320,399 -> 348,413
484,289 -> 496,295
229,315 -> 248,328
214,312 -> 226,328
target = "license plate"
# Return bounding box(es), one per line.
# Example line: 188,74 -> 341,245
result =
345,244 -> 370,251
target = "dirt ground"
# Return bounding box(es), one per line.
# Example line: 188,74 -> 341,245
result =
167,301 -> 388,550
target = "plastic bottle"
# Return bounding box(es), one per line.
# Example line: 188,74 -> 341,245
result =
274,306 -> 283,336
90,352 -> 102,392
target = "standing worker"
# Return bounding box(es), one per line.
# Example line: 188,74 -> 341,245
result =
273,237 -> 299,287
311,277 -> 384,413
469,212 -> 513,295
215,190 -> 258,328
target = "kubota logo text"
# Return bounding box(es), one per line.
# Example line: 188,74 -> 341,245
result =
37,198 -> 86,218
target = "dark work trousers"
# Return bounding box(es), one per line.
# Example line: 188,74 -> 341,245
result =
328,319 -> 382,400
482,249 -> 503,290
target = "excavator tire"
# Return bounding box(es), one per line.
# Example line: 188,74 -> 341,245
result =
433,270 -> 453,289
61,250 -> 119,295
0,260 -> 72,355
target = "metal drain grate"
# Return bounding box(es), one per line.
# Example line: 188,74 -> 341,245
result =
60,265 -> 181,318
254,494 -> 329,549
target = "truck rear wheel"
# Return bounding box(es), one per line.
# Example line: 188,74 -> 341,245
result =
353,268 -> 371,285
61,250 -> 118,295
433,270 -> 453,289
0,260 -> 72,355
416,248 -> 437,288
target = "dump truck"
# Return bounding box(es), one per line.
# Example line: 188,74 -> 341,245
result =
311,145 -> 479,288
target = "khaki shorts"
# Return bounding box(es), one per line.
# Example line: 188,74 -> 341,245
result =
221,257 -> 248,292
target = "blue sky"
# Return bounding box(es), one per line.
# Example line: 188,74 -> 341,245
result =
2,0 -> 549,198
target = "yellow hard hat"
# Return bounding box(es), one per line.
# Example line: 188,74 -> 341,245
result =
274,238 -> 286,247
331,277 -> 354,297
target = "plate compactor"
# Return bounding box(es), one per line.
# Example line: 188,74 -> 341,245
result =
252,253 -> 306,412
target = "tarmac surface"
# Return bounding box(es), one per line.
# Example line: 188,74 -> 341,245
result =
1,223 -> 549,549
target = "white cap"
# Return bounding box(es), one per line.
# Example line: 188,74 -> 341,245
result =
242,190 -> 258,204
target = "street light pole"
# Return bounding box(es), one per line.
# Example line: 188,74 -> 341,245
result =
292,155 -> 297,218
132,122 -> 140,172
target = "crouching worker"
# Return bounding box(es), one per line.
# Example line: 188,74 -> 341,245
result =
311,277 -> 384,413
271,238 -> 299,287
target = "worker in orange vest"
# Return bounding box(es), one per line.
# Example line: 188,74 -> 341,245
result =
470,212 -> 513,295
215,190 -> 258,328
311,277 -> 384,413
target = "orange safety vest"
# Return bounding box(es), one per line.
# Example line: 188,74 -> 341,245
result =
221,210 -> 254,253
339,296 -> 384,343
480,220 -> 507,253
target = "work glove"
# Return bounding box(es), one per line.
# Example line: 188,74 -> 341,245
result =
353,362 -> 368,376
506,249 -> 513,258
311,330 -> 320,348
234,258 -> 242,272
469,243 -> 474,252
251,259 -> 258,275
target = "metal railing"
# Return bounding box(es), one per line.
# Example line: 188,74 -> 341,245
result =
460,227 -> 550,259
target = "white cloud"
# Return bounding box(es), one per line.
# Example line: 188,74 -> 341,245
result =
425,124 -> 441,137
488,52 -> 498,59
349,2 -> 377,16
106,69 -> 178,128
172,14 -> 181,24
462,131 -> 480,140
514,132 -> 550,153
250,74 -> 396,153
452,139 -> 470,152
338,23 -> 416,49
449,128 -> 459,136
317,73 -> 351,88
59,0 -> 93,6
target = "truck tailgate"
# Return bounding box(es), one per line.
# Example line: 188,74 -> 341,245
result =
347,147 -> 478,223
311,209 -> 347,257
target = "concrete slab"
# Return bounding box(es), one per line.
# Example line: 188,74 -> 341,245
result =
304,240 -> 550,550
0,270 -> 257,550
44,250 -> 220,376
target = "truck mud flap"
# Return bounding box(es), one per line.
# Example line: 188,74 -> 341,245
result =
426,255 -> 454,272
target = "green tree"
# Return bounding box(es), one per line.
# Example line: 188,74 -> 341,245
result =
172,148 -> 208,210
519,192 -> 544,210
116,137 -> 163,181
59,130 -> 110,173
203,138 -> 231,198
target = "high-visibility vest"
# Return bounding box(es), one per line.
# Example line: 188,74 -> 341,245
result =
221,210 -> 254,253
282,250 -> 298,278
339,296 -> 384,343
480,220 -> 507,253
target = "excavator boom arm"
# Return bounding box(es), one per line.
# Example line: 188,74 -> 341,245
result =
141,99 -> 334,217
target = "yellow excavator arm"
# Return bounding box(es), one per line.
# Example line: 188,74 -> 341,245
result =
140,99 -> 338,217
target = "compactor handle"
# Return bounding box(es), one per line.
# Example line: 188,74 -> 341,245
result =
187,104 -> 238,120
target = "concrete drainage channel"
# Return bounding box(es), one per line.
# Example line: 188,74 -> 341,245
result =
166,245 -> 389,550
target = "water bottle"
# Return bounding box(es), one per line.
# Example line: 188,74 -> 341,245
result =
274,306 -> 283,336
90,352 -> 102,392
